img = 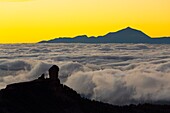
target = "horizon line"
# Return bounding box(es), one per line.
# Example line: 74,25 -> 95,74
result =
0,27 -> 170,44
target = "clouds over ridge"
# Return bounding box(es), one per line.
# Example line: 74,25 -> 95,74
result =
0,43 -> 170,105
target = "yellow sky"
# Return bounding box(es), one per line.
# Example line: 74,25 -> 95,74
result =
0,0 -> 170,43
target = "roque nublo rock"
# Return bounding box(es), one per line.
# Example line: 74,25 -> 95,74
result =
0,65 -> 170,113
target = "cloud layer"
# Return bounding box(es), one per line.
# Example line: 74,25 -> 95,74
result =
0,43 -> 170,105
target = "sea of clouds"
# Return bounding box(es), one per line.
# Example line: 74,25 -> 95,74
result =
0,43 -> 170,105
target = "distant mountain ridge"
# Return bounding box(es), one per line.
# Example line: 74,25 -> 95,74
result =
39,27 -> 170,44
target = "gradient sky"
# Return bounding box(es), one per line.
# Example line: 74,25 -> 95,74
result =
0,0 -> 170,43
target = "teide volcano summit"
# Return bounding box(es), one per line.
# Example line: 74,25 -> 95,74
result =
0,65 -> 170,113
39,27 -> 170,44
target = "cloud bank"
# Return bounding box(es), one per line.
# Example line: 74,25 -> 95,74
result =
0,43 -> 170,105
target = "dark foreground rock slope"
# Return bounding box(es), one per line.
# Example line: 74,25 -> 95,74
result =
0,65 -> 170,113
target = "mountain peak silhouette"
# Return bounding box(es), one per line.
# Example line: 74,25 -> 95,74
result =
39,27 -> 170,44
124,26 -> 135,30
115,27 -> 143,34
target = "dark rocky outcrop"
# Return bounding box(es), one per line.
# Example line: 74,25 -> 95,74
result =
0,65 -> 170,113
49,65 -> 60,82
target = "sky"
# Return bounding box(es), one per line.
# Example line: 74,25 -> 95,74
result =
0,0 -> 170,43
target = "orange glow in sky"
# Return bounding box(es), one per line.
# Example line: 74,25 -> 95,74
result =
0,0 -> 170,43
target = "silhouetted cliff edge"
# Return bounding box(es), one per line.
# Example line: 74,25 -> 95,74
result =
0,65 -> 170,113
